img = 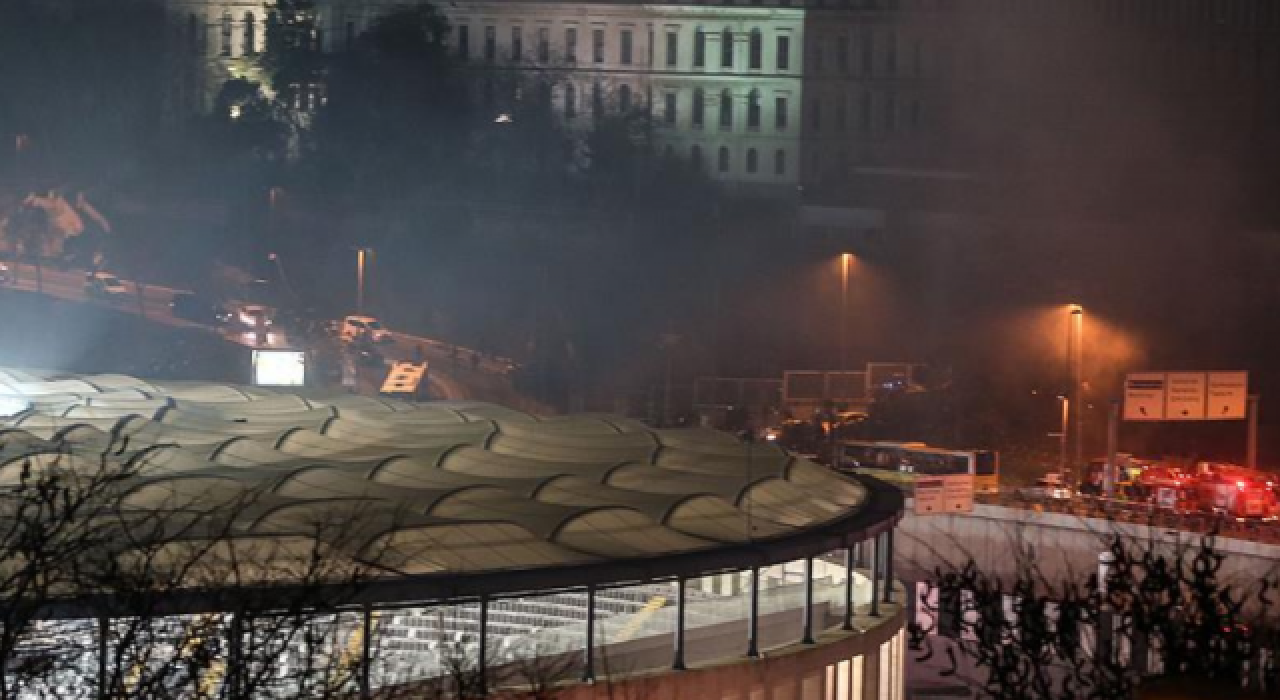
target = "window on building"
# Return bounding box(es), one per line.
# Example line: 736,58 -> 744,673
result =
860,92 -> 872,132
619,84 -> 632,112
886,32 -> 898,75
221,12 -> 233,56
719,89 -> 733,129
243,13 -> 257,55
691,144 -> 703,170
485,26 -> 496,63
346,21 -> 356,51
718,146 -> 730,173
666,32 -> 678,67
747,90 -> 761,129
775,96 -> 788,129
593,28 -> 605,64
836,98 -> 848,131
774,148 -> 786,175
457,25 -> 470,59
746,148 -> 758,173
592,82 -> 604,117
909,99 -> 921,130
721,29 -> 734,68
810,97 -> 822,132
837,36 -> 850,74
511,27 -> 523,62
749,29 -> 762,70
884,92 -> 897,132
538,27 -> 550,62
692,88 -> 705,127
565,83 -> 577,118
188,14 -> 203,54
620,29 -> 633,65
694,29 -> 706,68
777,35 -> 790,71
861,31 -> 873,74
566,28 -> 578,62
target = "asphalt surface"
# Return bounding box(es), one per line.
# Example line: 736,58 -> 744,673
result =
1,261 -> 539,407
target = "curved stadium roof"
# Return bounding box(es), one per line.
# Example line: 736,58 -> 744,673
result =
0,368 -> 901,607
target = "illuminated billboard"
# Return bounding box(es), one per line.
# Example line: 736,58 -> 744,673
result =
252,350 -> 307,387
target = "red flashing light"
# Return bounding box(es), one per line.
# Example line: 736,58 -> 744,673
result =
1237,480 -> 1247,491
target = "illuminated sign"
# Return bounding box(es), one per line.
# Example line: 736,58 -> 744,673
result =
252,350 -> 307,387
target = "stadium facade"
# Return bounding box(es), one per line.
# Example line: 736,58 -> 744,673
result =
0,368 -> 905,698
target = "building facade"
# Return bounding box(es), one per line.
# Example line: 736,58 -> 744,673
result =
167,0 -> 1280,205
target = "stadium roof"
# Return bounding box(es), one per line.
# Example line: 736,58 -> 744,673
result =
0,369 -> 901,609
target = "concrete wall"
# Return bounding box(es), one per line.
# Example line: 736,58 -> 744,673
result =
895,503 -> 1280,591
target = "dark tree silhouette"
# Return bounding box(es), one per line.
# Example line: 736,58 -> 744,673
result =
910,530 -> 1279,699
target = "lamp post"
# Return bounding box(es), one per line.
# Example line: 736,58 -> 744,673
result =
839,253 -> 852,371
355,247 -> 374,314
1057,394 -> 1070,478
1068,304 -> 1084,474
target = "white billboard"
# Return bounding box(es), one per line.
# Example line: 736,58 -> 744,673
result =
1164,372 -> 1207,420
1123,373 -> 1166,421
914,474 -> 974,516
1206,371 -> 1248,420
252,350 -> 307,387
1125,371 -> 1249,421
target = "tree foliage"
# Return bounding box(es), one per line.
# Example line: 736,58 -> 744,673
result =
911,531 -> 1280,699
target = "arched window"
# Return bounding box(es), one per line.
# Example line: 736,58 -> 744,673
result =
694,29 -> 706,68
720,29 -> 734,68
774,149 -> 786,175
692,88 -> 705,127
748,29 -> 762,70
691,144 -> 703,170
717,146 -> 730,173
618,84 -> 632,112
565,83 -> 577,119
220,12 -> 233,56
746,90 -> 761,130
746,148 -> 758,173
243,13 -> 257,55
719,89 -> 732,129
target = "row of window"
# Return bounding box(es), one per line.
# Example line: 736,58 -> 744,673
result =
668,89 -> 790,131
687,145 -> 790,177
455,24 -> 794,73
809,93 -> 922,133
809,31 -> 923,78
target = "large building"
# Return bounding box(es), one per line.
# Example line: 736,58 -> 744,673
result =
165,0 -> 1280,228
0,367 -> 905,698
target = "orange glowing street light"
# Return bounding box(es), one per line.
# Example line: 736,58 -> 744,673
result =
839,253 -> 853,371
1068,303 -> 1084,473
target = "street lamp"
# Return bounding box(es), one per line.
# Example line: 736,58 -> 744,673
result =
838,253 -> 853,371
1057,393 -> 1070,478
355,247 -> 374,314
1068,303 -> 1084,475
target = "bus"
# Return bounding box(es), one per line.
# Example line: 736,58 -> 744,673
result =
835,440 -> 1000,494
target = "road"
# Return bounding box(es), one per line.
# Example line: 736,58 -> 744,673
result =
1,261 -> 542,408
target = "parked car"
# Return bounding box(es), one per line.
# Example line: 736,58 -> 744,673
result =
1018,473 -> 1074,501
231,303 -> 274,330
170,292 -> 231,326
340,315 -> 392,344
85,271 -> 129,300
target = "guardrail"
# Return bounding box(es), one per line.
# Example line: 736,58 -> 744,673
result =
975,493 -> 1280,545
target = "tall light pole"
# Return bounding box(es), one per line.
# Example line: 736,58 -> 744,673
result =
1057,394 -> 1070,477
1069,304 -> 1084,473
356,247 -> 373,314
839,253 -> 852,371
